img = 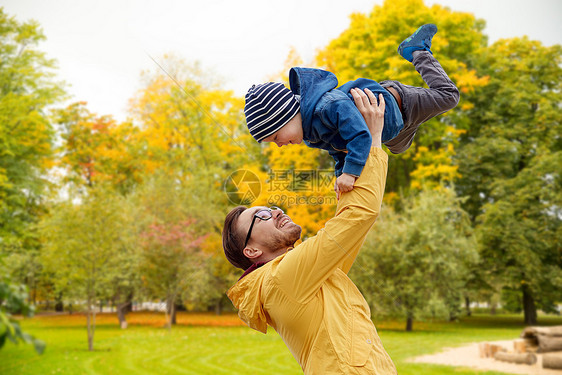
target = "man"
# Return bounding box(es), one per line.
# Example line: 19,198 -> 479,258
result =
222,88 -> 396,374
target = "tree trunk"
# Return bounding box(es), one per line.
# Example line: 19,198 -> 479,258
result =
215,298 -> 223,316
126,291 -> 134,313
117,302 -> 129,329
170,303 -> 177,325
522,284 -> 537,325
55,292 -> 64,312
449,310 -> 457,322
465,296 -> 471,316
87,302 -> 95,351
166,295 -> 177,328
406,313 -> 413,332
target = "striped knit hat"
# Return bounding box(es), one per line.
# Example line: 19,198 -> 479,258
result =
244,82 -> 300,142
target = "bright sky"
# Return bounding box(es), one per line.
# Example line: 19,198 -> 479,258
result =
3,0 -> 561,122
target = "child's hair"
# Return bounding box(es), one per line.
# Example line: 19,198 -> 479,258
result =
244,82 -> 299,142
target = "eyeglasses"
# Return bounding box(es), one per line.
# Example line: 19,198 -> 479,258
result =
243,207 -> 283,248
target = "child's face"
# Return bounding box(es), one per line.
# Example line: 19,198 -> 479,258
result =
262,112 -> 303,147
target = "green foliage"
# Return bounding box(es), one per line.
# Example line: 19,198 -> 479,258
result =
0,8 -> 64,249
0,270 -> 44,354
352,187 -> 478,329
456,37 -> 562,321
39,187 -> 133,349
456,37 -> 562,219
132,173 -> 210,321
39,189 -> 130,303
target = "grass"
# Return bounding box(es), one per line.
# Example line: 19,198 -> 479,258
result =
1,311 -> 561,374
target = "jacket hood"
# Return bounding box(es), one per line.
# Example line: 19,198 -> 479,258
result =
227,265 -> 269,334
289,67 -> 339,137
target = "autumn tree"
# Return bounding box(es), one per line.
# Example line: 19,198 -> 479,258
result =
456,37 -> 562,324
351,188 -> 477,331
0,8 -> 65,299
315,0 -> 488,195
130,56 -> 256,297
55,102 -> 144,195
53,103 -> 145,326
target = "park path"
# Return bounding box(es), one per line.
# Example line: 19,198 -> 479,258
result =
409,340 -> 562,375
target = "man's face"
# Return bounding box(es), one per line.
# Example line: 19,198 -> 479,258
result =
237,206 -> 302,256
262,112 -> 303,147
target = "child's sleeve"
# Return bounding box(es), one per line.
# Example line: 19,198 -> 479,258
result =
328,149 -> 346,177
323,99 -> 372,177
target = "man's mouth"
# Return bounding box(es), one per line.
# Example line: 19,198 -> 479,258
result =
278,216 -> 291,228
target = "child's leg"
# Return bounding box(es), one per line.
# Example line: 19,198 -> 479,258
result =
381,26 -> 460,154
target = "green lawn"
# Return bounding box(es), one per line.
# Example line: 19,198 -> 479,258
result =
1,312 -> 561,374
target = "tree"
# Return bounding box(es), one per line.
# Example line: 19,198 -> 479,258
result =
54,102 -> 151,326
55,102 -> 144,196
314,0 -> 488,195
130,56 -> 257,297
456,37 -> 562,324
40,188 -> 130,350
351,188 -> 478,331
133,174 -> 208,327
0,8 -> 64,299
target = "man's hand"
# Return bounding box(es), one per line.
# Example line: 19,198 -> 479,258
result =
350,88 -> 385,147
335,173 -> 356,199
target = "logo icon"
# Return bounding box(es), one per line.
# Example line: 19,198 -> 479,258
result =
224,170 -> 261,205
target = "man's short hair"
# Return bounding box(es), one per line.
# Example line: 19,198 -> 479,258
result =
222,206 -> 253,270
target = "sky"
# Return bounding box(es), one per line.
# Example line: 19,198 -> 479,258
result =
3,0 -> 561,122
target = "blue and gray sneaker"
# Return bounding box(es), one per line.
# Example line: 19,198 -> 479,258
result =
398,24 -> 438,62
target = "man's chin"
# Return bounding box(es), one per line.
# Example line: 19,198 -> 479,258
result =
286,223 -> 302,244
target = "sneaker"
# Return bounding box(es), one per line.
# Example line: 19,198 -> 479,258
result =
398,24 -> 438,62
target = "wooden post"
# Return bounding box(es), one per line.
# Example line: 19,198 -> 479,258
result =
478,342 -> 489,358
513,339 -> 527,353
494,352 -> 537,365
489,344 -> 505,357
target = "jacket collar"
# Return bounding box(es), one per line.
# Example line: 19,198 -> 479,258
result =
239,260 -> 271,281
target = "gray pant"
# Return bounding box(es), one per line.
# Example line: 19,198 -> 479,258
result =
380,51 -> 460,154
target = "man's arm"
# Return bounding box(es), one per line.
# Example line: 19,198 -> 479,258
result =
275,90 -> 386,303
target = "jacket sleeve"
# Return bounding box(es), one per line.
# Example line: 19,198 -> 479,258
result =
274,147 -> 388,303
322,98 -> 372,177
328,148 -> 346,177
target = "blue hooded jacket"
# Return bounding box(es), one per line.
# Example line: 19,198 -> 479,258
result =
289,67 -> 403,177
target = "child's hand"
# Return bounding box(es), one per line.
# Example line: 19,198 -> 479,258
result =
335,173 -> 356,198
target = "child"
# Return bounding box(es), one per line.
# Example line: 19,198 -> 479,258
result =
244,24 -> 459,194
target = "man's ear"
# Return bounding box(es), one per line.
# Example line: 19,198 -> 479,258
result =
243,247 -> 262,260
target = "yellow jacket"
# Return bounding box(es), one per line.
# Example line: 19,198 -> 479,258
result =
228,147 -> 396,374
